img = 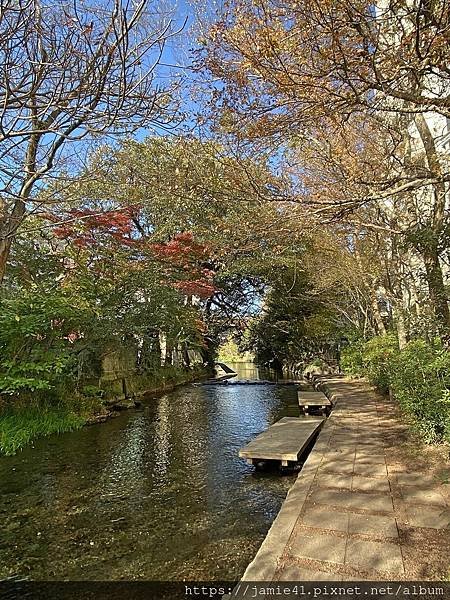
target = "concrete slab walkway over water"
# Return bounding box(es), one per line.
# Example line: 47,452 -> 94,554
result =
241,377 -> 450,581
298,391 -> 331,415
239,417 -> 324,466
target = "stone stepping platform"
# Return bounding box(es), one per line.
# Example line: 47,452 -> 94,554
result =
298,390 -> 331,409
239,417 -> 324,466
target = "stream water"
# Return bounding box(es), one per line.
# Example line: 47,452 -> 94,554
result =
0,363 -> 309,581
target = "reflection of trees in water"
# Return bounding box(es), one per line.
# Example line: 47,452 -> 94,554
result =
0,374 -> 297,579
154,395 -> 171,483
99,416 -> 148,501
170,388 -> 209,496
204,383 -> 280,522
226,362 -> 283,381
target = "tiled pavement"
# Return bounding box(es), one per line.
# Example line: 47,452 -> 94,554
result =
242,378 -> 450,582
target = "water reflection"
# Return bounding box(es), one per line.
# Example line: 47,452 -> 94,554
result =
225,362 -> 283,381
0,364 -> 307,580
154,395 -> 171,482
99,416 -> 151,503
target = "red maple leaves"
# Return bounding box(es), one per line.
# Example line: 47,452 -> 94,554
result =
151,232 -> 207,260
50,207 -> 137,248
150,232 -> 216,299
172,280 -> 216,299
42,210 -> 217,300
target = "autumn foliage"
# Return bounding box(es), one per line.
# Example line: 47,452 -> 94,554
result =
150,232 -> 216,299
50,207 -> 137,248
44,209 -> 217,299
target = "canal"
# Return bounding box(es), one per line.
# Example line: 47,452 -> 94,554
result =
0,363 -> 306,580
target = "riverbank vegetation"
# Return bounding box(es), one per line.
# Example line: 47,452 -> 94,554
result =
342,336 -> 450,443
1,0 -> 450,452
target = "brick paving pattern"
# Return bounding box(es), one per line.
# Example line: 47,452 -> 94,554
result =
242,378 -> 450,582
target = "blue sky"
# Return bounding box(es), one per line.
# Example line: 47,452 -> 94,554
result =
136,0 -> 219,140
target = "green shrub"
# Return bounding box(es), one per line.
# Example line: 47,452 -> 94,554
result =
389,340 -> 450,443
0,289 -> 89,395
340,340 -> 364,376
439,390 -> 450,444
362,334 -> 399,393
341,335 -> 450,444
81,385 -> 104,398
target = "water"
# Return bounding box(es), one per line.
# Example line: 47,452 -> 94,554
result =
0,363 -> 308,581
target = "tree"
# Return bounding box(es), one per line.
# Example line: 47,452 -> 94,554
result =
33,136 -> 309,364
246,261 -> 346,368
0,0 -> 182,284
203,1 -> 450,126
2,207 -> 207,396
200,0 -> 450,334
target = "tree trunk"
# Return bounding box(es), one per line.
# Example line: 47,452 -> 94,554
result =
182,344 -> 191,368
0,237 -> 11,284
394,307 -> 408,349
164,340 -> 173,366
140,329 -> 161,371
422,246 -> 450,335
0,197 -> 27,285
200,337 -> 216,373
412,114 -> 449,336
371,294 -> 386,336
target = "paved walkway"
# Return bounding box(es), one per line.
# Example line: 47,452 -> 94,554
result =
242,378 -> 450,581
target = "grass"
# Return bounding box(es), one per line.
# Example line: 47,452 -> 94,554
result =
0,405 -> 86,456
0,365 -> 209,455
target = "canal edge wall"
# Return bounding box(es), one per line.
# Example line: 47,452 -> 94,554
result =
240,376 -> 342,581
85,365 -> 212,424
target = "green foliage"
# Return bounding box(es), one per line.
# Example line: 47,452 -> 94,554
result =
0,405 -> 86,456
389,340 -> 450,443
342,335 -> 450,444
248,267 -> 342,366
340,341 -> 365,376
341,334 -> 399,392
81,385 -> 104,398
217,339 -> 253,362
0,288 -> 89,395
304,358 -> 325,369
362,334 -> 399,393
